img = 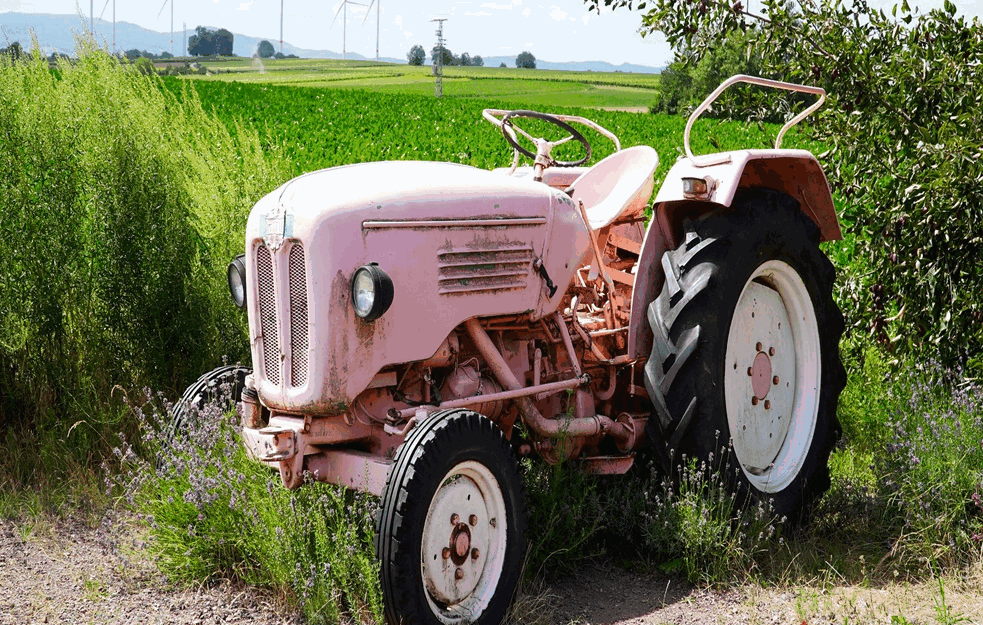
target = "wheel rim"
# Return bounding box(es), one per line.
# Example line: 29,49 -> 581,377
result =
724,260 -> 821,494
421,460 -> 508,624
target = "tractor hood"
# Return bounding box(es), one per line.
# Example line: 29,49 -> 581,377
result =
244,161 -> 590,415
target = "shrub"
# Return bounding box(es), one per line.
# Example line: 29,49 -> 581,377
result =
590,0 -> 983,370
117,385 -> 383,624
0,43 -> 285,510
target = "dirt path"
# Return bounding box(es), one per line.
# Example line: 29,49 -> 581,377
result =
2,518 -> 980,625
0,518 -> 299,625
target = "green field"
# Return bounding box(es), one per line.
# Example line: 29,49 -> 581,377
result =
169,78 -> 810,184
180,57 -> 663,110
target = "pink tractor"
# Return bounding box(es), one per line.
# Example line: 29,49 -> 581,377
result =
181,75 -> 845,624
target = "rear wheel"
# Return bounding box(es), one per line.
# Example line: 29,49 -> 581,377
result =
644,189 -> 845,521
376,409 -> 527,625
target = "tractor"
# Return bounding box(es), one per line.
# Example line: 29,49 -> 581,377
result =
177,75 -> 845,624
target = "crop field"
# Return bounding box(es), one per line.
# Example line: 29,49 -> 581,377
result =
168,78 -> 807,184
180,57 -> 663,110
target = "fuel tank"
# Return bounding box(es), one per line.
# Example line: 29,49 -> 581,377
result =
244,160 -> 590,414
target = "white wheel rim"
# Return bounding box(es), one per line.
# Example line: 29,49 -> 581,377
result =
724,260 -> 821,494
420,460 -> 508,624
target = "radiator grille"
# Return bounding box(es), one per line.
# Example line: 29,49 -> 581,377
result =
437,245 -> 534,295
288,244 -> 309,387
255,244 -> 280,385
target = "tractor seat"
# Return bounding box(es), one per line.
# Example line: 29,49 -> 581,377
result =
566,145 -> 659,230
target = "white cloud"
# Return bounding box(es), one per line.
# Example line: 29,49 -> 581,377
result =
464,10 -> 493,16
480,2 -> 513,9
548,6 -> 568,21
237,1 -> 254,11
522,7 -> 531,17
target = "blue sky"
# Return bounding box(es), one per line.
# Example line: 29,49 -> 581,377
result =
0,0 -> 979,65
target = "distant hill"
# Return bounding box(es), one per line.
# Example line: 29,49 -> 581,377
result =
480,56 -> 662,74
0,12 -> 662,73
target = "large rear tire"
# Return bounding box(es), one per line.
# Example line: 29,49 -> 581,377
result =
376,409 -> 527,625
644,189 -> 845,521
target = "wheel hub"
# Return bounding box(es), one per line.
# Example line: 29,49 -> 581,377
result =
724,260 -> 821,493
750,351 -> 773,399
421,461 -> 506,615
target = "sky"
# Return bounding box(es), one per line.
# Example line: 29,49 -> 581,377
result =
0,0 -> 979,66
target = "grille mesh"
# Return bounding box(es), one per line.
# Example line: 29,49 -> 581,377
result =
255,245 -> 280,385
288,244 -> 309,387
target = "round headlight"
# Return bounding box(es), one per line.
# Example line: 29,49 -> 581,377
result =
351,263 -> 394,321
227,254 -> 247,309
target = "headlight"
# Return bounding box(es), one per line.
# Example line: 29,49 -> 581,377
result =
227,254 -> 247,309
351,263 -> 394,321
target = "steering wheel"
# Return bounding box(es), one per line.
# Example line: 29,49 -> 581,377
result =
500,110 -> 592,167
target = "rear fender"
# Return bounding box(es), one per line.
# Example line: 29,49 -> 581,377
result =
627,150 -> 842,360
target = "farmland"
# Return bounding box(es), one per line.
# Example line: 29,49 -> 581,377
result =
179,57 -> 663,110
166,77 -> 804,183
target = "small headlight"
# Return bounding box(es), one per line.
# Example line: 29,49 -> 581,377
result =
351,263 -> 393,321
227,254 -> 247,309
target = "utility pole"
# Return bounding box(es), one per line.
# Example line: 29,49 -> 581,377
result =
90,0 -> 94,36
112,0 -> 116,53
375,0 -> 379,61
183,22 -> 187,57
280,0 -> 284,55
431,18 -> 447,98
171,0 -> 175,56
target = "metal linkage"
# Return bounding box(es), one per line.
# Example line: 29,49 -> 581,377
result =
683,74 -> 827,160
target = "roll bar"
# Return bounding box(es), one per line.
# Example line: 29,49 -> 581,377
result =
683,74 -> 826,160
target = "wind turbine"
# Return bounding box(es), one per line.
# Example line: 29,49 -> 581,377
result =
157,0 -> 175,56
331,0 -> 367,60
97,0 -> 116,53
363,0 -> 380,61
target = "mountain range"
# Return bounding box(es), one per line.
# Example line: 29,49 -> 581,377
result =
0,12 -> 663,74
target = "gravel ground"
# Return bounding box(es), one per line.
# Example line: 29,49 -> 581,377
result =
0,517 -> 300,625
1,517 -> 980,625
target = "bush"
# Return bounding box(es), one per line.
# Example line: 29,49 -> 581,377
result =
117,385 -> 383,624
591,0 -> 983,370
0,43 -> 285,511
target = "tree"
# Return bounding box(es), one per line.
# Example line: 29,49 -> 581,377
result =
459,52 -> 472,67
516,51 -> 536,69
0,41 -> 23,60
214,29 -> 234,56
188,26 -> 235,57
188,27 -> 215,56
431,45 -> 454,67
586,0 -> 983,368
472,55 -> 484,67
257,40 -> 275,59
407,44 -> 425,65
499,62 -> 507,68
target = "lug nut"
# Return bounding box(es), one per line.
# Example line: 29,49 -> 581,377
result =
455,568 -> 465,580
468,514 -> 478,526
442,547 -> 451,560
764,400 -> 771,410
769,347 -> 776,356
773,376 -> 780,385
747,367 -> 753,376
751,397 -> 759,406
755,342 -> 763,352
450,513 -> 459,525
471,548 -> 480,560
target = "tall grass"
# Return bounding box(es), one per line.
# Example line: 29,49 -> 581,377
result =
0,44 -> 285,514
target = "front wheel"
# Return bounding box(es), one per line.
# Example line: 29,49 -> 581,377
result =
644,188 -> 845,522
376,409 -> 527,625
